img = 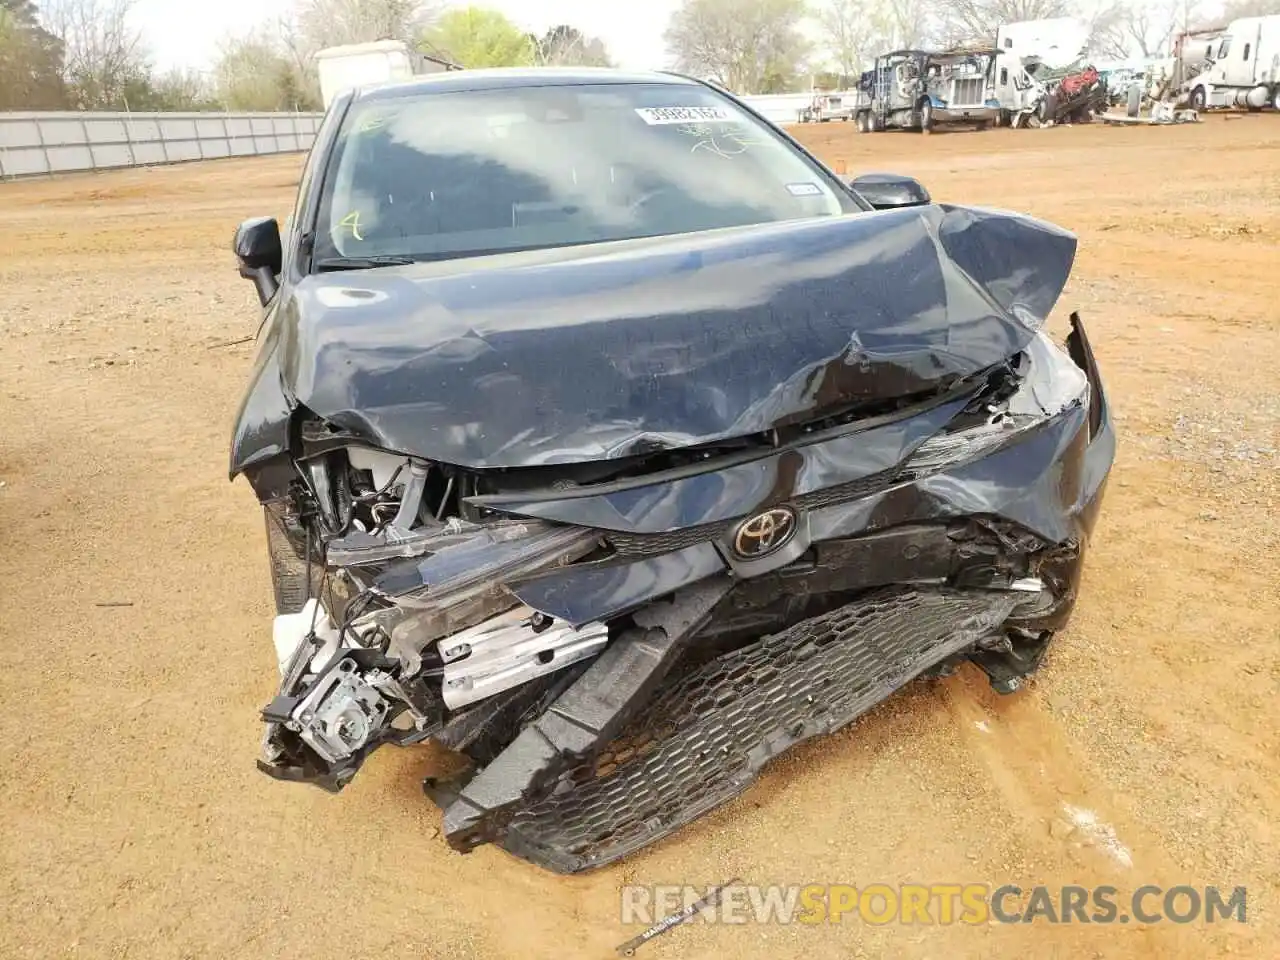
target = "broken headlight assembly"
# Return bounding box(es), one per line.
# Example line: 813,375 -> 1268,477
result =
259,434 -> 605,790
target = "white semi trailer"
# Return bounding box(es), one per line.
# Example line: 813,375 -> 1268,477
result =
315,40 -> 461,109
1181,15 -> 1280,111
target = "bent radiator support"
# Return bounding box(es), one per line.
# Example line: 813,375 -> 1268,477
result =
484,588 -> 1019,873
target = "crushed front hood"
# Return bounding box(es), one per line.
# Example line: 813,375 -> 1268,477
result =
266,203 -> 1076,469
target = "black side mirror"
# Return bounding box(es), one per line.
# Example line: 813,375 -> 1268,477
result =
234,217 -> 282,306
845,172 -> 932,210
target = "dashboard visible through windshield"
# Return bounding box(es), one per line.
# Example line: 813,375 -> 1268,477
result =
311,81 -> 855,265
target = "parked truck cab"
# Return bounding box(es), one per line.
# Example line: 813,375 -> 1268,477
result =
1183,15 -> 1280,111
854,49 -> 1001,134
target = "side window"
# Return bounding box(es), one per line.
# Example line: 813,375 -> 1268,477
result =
1243,42 -> 1251,60
1000,67 -> 1008,84
1217,37 -> 1231,59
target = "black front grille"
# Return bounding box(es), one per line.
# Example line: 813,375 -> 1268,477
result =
604,469 -> 900,559
498,587 -> 1017,873
606,519 -> 732,558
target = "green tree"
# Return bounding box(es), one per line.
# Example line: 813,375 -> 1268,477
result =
139,67 -> 217,111
0,0 -> 67,108
421,6 -> 534,68
214,30 -> 318,111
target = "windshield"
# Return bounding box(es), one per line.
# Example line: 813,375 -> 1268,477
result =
312,81 -> 855,265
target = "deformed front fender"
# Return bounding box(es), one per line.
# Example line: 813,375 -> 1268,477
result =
229,307 -> 295,500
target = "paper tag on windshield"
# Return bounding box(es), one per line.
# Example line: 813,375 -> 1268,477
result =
635,106 -> 738,125
786,182 -> 823,197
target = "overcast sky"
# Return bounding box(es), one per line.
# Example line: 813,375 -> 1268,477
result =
133,0 -> 684,74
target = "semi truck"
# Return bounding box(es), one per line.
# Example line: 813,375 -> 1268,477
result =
1180,15 -> 1280,111
853,48 -> 1001,133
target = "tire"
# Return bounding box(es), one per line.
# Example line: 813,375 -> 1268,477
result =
1126,84 -> 1141,118
1272,86 -> 1280,111
855,111 -> 868,133
919,100 -> 934,134
1190,86 -> 1207,112
1038,94 -> 1058,126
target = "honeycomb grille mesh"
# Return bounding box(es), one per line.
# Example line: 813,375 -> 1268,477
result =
501,588 -> 1016,873
606,519 -> 732,558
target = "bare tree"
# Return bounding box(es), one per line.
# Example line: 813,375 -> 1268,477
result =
882,0 -> 936,48
291,0 -> 440,53
814,0 -> 887,76
1091,0 -> 1184,58
41,0 -> 147,108
531,24 -> 612,67
665,0 -> 810,94
933,0 -> 1069,44
1221,0 -> 1280,16
1091,0 -> 1212,60
273,0 -> 439,107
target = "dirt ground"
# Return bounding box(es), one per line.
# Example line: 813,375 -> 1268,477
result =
1,114 -> 1277,960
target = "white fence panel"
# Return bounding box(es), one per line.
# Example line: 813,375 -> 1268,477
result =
739,93 -> 815,126
0,110 -> 325,178
1,100 -> 807,178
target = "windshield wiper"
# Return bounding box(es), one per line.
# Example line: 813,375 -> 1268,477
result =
313,255 -> 417,272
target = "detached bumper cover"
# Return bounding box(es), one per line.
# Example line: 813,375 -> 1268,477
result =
502,587 -> 1018,873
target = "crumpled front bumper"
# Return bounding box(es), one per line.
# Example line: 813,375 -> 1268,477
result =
254,311 -> 1112,871
418,315 -> 1114,872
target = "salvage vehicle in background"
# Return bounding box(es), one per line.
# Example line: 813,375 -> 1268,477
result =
796,91 -> 855,123
1180,15 -> 1280,111
854,48 -> 1003,133
229,66 -> 1115,874
991,17 -> 1108,126
997,57 -> 1110,127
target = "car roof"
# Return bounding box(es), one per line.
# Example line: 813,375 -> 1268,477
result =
355,67 -> 701,102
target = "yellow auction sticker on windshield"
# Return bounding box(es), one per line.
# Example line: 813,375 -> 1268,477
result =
635,106 -> 739,125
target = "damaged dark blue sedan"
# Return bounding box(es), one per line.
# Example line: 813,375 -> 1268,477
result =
229,67 -> 1114,874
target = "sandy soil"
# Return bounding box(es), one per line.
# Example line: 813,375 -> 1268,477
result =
1,114 -> 1277,960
